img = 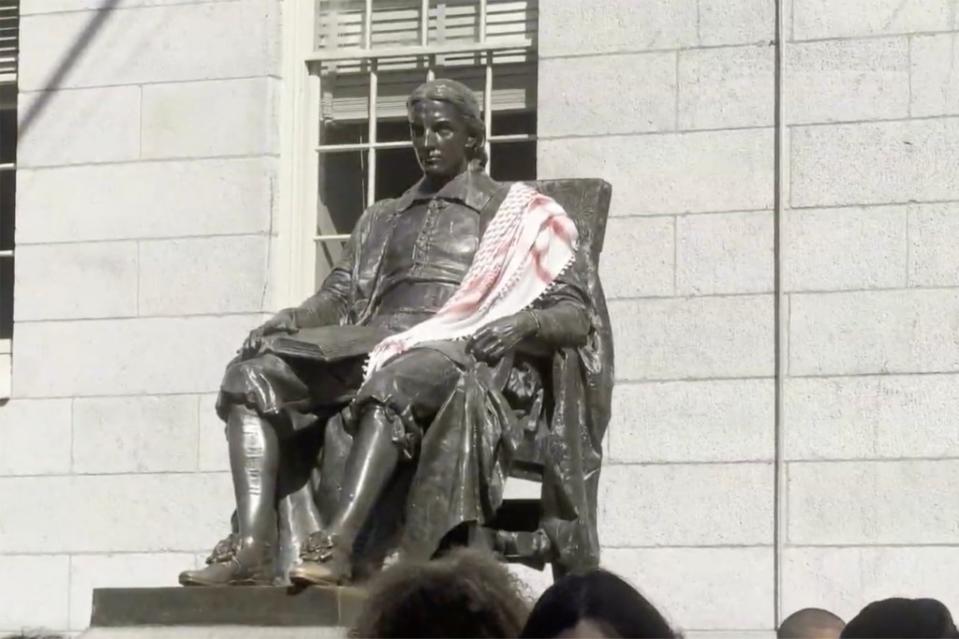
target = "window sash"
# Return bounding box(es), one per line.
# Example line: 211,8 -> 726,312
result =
306,38 -> 532,63
1,161 -> 14,258
1,77 -> 15,371
316,59 -> 535,122
312,132 -> 534,243
305,0 -> 537,279
316,132 -> 533,153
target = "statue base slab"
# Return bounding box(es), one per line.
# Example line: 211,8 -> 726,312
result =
79,586 -> 364,638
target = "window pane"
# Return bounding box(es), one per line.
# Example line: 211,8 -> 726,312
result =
314,0 -> 537,51
378,118 -> 413,144
439,64 -> 486,97
0,170 -> 12,251
318,150 -> 366,236
491,110 -> 536,137
0,255 -> 11,340
428,0 -> 537,46
486,0 -> 538,43
429,0 -> 478,45
371,1 -> 421,48
376,67 -> 429,138
316,0 -> 424,51
0,86 -> 15,164
489,140 -> 536,182
315,238 -> 348,285
315,0 -> 364,50
322,118 -> 366,147
376,146 -> 421,200
320,65 -> 370,123
491,61 -> 537,113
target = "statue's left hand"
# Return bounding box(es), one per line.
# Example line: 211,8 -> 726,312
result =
467,312 -> 538,363
240,309 -> 298,358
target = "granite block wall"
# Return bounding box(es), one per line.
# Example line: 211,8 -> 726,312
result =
1,0 -> 958,634
780,0 -> 959,624
537,0 -> 959,635
538,0 -> 777,633
1,0 -> 279,633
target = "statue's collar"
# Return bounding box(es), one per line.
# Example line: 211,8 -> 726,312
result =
395,169 -> 499,213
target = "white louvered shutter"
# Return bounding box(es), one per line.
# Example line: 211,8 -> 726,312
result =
316,0 -> 536,50
315,0 -> 537,121
0,0 -> 17,84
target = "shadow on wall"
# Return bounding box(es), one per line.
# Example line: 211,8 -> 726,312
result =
18,0 -> 123,138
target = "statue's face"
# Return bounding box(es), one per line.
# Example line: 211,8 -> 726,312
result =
409,99 -> 474,181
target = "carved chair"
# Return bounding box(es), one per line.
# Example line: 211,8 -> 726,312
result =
465,178 -> 614,580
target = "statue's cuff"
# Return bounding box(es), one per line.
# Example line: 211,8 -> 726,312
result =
525,309 -> 542,337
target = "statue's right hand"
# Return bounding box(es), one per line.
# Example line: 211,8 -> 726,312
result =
240,309 -> 298,358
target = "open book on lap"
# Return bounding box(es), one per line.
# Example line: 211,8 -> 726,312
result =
263,325 -> 394,363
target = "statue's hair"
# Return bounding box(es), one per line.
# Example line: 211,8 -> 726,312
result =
407,78 -> 488,168
349,548 -> 530,638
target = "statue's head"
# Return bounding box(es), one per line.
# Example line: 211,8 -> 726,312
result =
407,78 -> 487,182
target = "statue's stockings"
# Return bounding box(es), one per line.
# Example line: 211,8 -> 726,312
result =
227,404 -> 400,567
226,405 -> 279,566
325,406 -> 400,545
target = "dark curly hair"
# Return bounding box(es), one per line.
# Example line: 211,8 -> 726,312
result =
520,569 -> 679,639
349,548 -> 531,638
841,598 -> 959,638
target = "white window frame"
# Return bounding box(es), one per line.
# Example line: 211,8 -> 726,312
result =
277,0 -> 536,306
0,0 -> 17,398
1,143 -> 14,399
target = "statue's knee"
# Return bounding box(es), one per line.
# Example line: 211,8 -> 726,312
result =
227,355 -> 264,373
222,358 -> 261,388
357,404 -> 392,433
354,402 -> 420,461
357,368 -> 394,403
222,354 -> 287,396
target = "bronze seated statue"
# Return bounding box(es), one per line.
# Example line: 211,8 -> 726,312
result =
179,78 -> 613,588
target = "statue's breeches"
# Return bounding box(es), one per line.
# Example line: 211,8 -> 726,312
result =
353,341 -> 468,458
217,353 -> 363,435
216,342 -> 468,452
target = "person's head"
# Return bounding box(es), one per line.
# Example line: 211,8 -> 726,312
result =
841,598 -> 959,638
520,569 -> 678,638
778,608 -> 845,639
349,548 -> 530,638
407,78 -> 487,183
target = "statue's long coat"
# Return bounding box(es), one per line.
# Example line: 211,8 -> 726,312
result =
296,174 -> 613,575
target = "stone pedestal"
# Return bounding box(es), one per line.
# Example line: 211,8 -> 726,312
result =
80,586 -> 364,638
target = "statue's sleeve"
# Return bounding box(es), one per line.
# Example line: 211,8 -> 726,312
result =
287,209 -> 368,329
528,262 -> 592,348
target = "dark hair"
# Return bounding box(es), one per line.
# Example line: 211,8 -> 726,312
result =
407,78 -> 488,169
520,569 -> 678,638
841,598 -> 959,638
349,548 -> 530,638
778,608 -> 845,638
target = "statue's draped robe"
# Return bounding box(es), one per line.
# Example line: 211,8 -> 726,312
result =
221,169 -> 611,574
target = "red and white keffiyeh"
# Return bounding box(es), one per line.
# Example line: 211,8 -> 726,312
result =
365,182 -> 579,377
